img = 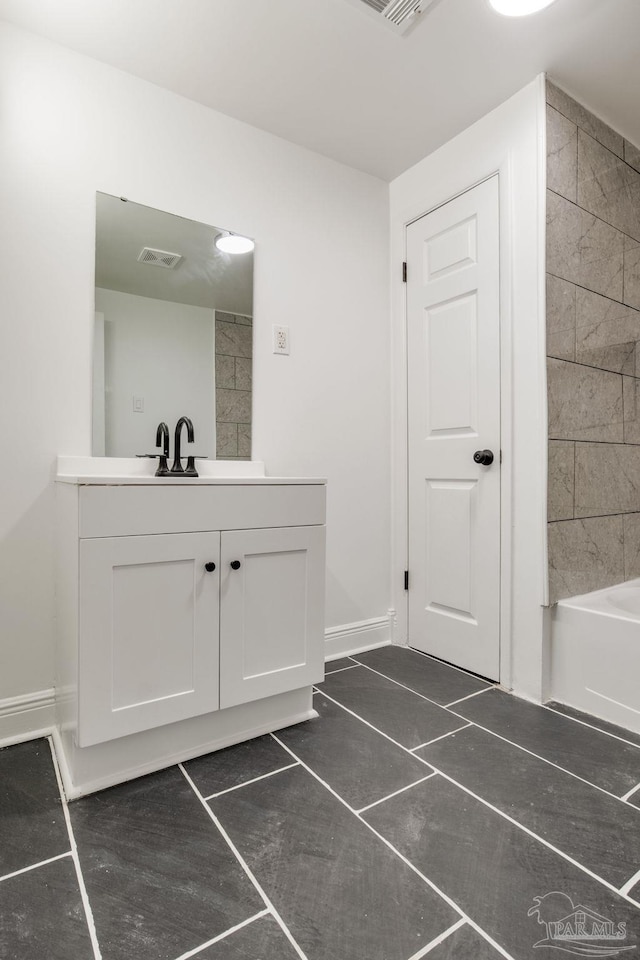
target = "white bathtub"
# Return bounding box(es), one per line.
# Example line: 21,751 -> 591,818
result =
550,578 -> 640,736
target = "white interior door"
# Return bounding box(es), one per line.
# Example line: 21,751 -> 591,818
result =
407,176 -> 501,680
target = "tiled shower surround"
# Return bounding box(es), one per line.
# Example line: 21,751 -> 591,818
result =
546,80 -> 640,603
214,310 -> 252,460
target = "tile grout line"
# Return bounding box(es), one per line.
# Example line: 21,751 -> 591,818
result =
324,664 -> 362,676
410,724 -> 473,752
269,732 -> 516,960
354,659 -> 479,711
46,737 -> 103,960
546,267 -> 640,317
355,773 -> 436,815
319,680 -> 633,809
407,918 -> 466,960
0,851 -> 73,886
314,687 -> 640,907
365,646 -> 491,684
312,687 -> 436,758
541,702 -> 640,752
621,782 -> 640,802
431,765 -> 640,908
443,704 -> 640,809
171,909 -> 270,960
203,762 -> 300,800
178,762 -> 310,960
445,687 -> 496,709
620,866 -> 640,897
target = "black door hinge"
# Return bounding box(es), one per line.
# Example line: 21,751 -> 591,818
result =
404,570 -> 409,590
402,262 -> 407,283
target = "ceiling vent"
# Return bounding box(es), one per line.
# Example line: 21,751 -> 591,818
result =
137,247 -> 183,269
343,0 -> 436,35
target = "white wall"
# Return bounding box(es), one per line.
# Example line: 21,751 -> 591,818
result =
0,22 -> 390,706
389,78 -> 549,702
95,288 -> 215,458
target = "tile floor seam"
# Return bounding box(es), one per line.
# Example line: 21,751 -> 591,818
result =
404,647 -> 494,684
312,687 -> 436,757
361,653 -> 640,760
0,851 -> 73,886
178,762 -> 310,960
355,773 -> 437,814
621,782 -> 640,802
444,686 -> 497,708
407,918 -> 467,959
430,766 -> 640,908
47,737 -> 103,960
314,687 -> 640,906
170,909 -> 270,960
202,762 -> 300,800
269,732 -> 516,960
542,702 -> 640,750
410,724 -> 473,752
620,866 -> 640,897
443,704 -> 640,806
354,660 -> 479,711
324,664 -> 362,675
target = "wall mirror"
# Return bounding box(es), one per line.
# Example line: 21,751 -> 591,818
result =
92,192 -> 254,460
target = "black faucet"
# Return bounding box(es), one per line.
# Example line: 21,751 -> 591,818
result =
155,422 -> 170,477
171,416 -> 198,476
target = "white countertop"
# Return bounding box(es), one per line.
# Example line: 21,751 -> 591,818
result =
56,456 -> 326,486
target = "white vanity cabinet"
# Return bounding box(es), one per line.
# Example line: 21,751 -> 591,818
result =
79,531 -> 222,747
219,524 -> 325,709
55,464 -> 326,796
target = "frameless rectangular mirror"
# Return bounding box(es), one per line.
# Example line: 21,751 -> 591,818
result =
92,192 -> 254,460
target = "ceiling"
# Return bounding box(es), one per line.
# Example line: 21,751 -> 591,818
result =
0,0 -> 639,180
95,193 -> 253,315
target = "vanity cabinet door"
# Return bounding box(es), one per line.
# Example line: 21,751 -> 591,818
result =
78,532 -> 220,747
219,525 -> 325,709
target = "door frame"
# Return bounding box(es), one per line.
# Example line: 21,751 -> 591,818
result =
390,76 -> 549,700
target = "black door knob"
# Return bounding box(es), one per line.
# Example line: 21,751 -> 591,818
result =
473,449 -> 494,466
204,562 -> 216,572
230,560 -> 242,570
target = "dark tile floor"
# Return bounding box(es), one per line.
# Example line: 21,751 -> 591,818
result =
1,647 -> 640,960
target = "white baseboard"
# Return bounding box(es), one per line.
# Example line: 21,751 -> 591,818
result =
0,616 -> 393,752
324,614 -> 393,660
0,689 -> 56,747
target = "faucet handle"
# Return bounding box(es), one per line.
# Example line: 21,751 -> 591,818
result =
185,455 -> 199,477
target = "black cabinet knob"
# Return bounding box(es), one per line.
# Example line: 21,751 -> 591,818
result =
473,449 -> 494,466
204,562 -> 216,572
230,560 -> 242,570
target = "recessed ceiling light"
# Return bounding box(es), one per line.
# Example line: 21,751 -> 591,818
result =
489,0 -> 557,15
215,232 -> 254,255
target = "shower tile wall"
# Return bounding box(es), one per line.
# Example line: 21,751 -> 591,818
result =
215,311 -> 252,460
546,80 -> 640,602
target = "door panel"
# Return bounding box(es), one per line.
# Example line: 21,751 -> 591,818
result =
426,294 -> 478,435
407,176 -> 500,680
219,526 -> 325,709
78,531 -> 220,746
425,479 -> 477,619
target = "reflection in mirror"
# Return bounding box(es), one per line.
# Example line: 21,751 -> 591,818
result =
92,193 -> 254,460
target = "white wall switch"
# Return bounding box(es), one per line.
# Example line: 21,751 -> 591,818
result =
133,396 -> 144,413
273,325 -> 290,355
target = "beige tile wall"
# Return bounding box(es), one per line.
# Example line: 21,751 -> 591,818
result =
546,81 -> 640,601
214,311 -> 252,460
